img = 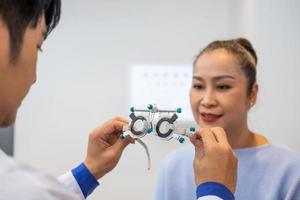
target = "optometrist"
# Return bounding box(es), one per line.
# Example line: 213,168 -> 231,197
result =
0,0 -> 237,199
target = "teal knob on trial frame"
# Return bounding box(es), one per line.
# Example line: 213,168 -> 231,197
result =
120,133 -> 126,140
189,127 -> 196,132
130,107 -> 135,112
147,104 -> 153,110
147,128 -> 153,134
178,137 -> 185,143
176,108 -> 182,113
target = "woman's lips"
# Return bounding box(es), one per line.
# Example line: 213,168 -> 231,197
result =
200,113 -> 223,123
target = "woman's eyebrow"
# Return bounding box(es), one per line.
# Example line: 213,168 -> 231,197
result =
192,76 -> 203,81
193,75 -> 236,81
213,75 -> 236,81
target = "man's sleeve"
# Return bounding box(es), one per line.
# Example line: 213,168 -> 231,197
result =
57,163 -> 99,199
196,182 -> 235,200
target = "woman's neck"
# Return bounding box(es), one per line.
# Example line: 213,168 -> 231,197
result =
227,124 -> 268,149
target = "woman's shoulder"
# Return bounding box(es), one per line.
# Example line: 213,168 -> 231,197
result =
263,143 -> 300,159
236,143 -> 300,171
236,143 -> 299,155
267,144 -> 300,166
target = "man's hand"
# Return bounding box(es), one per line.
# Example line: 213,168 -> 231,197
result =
190,127 -> 237,193
83,117 -> 134,179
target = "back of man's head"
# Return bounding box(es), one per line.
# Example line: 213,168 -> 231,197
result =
0,0 -> 61,63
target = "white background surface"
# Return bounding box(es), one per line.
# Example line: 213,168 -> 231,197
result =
14,0 -> 300,199
130,65 -> 193,121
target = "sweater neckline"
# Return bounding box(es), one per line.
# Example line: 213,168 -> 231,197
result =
234,143 -> 271,153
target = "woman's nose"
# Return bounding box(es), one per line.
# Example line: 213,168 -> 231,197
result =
200,91 -> 217,107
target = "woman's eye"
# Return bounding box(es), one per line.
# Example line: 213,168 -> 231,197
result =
193,84 -> 204,90
217,85 -> 231,91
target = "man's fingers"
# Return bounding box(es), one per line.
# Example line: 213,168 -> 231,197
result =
109,118 -> 128,133
200,128 -> 217,147
189,134 -> 197,146
189,131 -> 203,148
210,127 -> 230,147
110,136 -> 131,154
92,117 -> 128,138
113,116 -> 129,124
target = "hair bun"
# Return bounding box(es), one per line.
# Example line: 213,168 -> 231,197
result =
234,38 -> 257,64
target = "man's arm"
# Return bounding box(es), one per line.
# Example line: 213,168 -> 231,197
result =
196,182 -> 235,200
190,127 -> 237,200
58,117 -> 134,198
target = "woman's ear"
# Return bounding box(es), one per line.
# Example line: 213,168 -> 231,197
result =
249,83 -> 259,107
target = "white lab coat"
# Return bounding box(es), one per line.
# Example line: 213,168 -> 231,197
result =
0,149 -> 84,200
0,149 -> 225,200
198,197 -> 223,200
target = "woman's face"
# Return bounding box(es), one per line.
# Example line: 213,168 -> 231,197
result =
190,49 -> 256,134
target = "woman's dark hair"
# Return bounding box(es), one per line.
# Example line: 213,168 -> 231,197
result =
193,38 -> 257,96
0,0 -> 61,63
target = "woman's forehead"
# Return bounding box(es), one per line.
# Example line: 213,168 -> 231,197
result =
194,50 -> 244,78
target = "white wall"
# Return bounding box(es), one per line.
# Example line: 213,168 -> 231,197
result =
14,1 -> 300,200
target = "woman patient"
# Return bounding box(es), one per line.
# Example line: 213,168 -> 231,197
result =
155,38 -> 300,200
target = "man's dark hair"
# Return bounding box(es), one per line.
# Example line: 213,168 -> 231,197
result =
0,0 -> 61,63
